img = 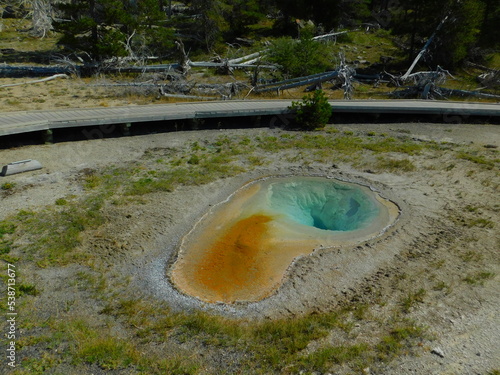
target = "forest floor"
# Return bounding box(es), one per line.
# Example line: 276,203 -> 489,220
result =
1,18 -> 499,113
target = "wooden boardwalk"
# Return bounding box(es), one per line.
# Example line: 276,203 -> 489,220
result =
0,100 -> 499,137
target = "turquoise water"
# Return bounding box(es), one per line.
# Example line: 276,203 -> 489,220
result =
267,179 -> 380,231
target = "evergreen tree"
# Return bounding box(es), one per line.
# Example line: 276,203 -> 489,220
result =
54,0 -> 173,61
290,90 -> 332,130
479,0 -> 500,48
268,28 -> 333,77
433,0 -> 484,67
225,0 -> 266,38
274,0 -> 369,30
189,0 -> 229,52
392,0 -> 485,68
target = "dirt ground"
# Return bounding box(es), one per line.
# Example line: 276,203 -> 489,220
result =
0,121 -> 498,374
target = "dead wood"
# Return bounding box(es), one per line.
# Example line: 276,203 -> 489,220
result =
401,15 -> 449,81
0,73 -> 68,87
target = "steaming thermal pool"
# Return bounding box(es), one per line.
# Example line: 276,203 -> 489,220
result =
169,176 -> 400,304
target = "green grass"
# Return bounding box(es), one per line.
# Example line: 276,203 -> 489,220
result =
376,324 -> 425,361
463,271 -> 495,285
1,182 -> 16,190
401,288 -> 427,313
98,298 -> 426,373
299,344 -> 370,371
0,220 -> 16,256
457,151 -> 497,169
460,250 -> 483,263
375,157 -> 416,172
10,196 -> 105,266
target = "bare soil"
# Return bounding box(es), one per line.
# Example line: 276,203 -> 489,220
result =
0,121 -> 498,374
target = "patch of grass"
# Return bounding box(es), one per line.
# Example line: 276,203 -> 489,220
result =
465,204 -> 480,213
55,198 -> 68,206
82,173 -> 103,190
364,137 -> 423,154
465,218 -> 494,229
376,324 -> 424,360
457,151 -> 496,169
401,288 -> 426,313
247,155 -> 269,166
460,250 -> 483,263
20,352 -> 62,374
12,196 -> 105,266
126,177 -> 174,196
0,221 -> 16,237
1,182 -> 16,190
433,281 -> 451,294
18,284 -> 39,296
462,271 -> 495,285
299,344 -> 370,371
0,220 -> 16,255
376,157 -> 416,172
187,154 -> 200,165
67,320 -> 138,370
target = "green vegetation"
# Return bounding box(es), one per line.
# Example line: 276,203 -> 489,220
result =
457,151 -> 498,169
53,0 -> 174,60
290,90 -> 333,130
1,182 -> 16,190
94,299 -> 426,373
462,271 -> 495,285
401,288 -> 427,313
2,130 -> 496,374
375,158 -> 416,173
268,30 -> 334,77
1,0 -> 496,71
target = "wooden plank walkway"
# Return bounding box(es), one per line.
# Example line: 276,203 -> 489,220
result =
0,100 -> 498,137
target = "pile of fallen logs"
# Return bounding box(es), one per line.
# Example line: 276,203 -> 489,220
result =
2,26 -> 499,101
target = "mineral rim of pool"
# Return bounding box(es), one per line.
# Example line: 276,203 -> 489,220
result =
169,176 -> 400,304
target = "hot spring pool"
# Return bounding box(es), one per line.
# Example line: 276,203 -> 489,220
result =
169,176 -> 400,304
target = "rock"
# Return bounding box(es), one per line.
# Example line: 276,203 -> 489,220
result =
431,347 -> 445,358
484,144 -> 497,149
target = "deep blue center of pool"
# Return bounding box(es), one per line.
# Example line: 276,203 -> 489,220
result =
268,179 -> 379,231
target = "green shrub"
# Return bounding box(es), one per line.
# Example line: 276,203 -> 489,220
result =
290,90 -> 332,131
268,29 -> 334,77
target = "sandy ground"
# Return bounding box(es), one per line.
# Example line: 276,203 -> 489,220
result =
0,76 -> 164,112
0,122 -> 498,374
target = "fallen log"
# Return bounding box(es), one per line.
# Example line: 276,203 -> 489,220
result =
391,85 -> 500,100
0,74 -> 68,87
255,71 -> 336,89
312,31 -> 348,41
255,71 -> 339,93
1,160 -> 42,176
401,15 -> 449,81
0,65 -> 77,78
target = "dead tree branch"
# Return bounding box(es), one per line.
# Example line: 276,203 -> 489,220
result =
0,73 -> 68,87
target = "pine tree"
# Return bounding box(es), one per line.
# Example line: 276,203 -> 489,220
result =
54,0 -> 173,61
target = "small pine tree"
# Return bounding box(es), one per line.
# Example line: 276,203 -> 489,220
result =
290,90 -> 332,131
268,28 -> 333,78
